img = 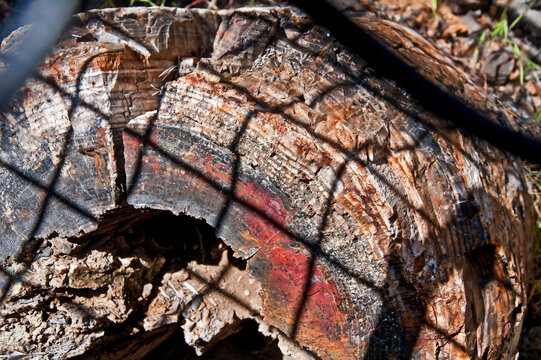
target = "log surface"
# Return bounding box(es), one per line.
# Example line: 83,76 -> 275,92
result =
0,7 -> 535,360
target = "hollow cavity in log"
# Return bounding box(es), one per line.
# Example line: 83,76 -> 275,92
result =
0,209 -> 314,359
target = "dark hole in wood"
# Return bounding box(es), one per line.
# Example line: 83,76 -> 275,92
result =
69,207 -> 241,268
143,319 -> 283,360
43,208 -> 257,358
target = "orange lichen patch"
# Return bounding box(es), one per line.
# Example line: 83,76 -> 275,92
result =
217,103 -> 233,113
48,63 -> 71,87
67,58 -> 79,79
90,52 -> 122,72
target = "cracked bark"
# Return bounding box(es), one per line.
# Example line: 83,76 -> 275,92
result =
0,6 -> 536,360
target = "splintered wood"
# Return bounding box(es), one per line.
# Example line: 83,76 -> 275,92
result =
0,7 -> 536,360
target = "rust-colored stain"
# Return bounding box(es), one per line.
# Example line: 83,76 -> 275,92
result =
91,53 -> 122,72
122,128 -> 140,158
94,127 -> 108,181
253,239 -> 353,358
232,179 -> 353,358
48,63 -> 69,87
238,182 -> 288,228
124,129 -> 354,357
202,154 -> 231,183
68,58 -> 79,78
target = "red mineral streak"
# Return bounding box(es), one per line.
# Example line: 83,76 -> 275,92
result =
233,181 -> 352,357
123,130 -> 354,358
202,154 -> 231,183
257,242 -> 353,358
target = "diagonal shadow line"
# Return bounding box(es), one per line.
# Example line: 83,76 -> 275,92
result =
181,259 -> 469,355
0,235 -> 245,327
197,59 -> 488,189
35,74 -> 112,121
199,57 -> 506,259
213,110 -> 254,235
124,63 -> 494,293
0,129 -> 72,304
0,265 -> 102,322
0,4 -> 517,258
33,50 -> 468,244
100,260 -> 237,347
0,90 -> 464,360
290,152 -> 354,339
35,47 -> 160,206
0,51 -> 122,304
182,250 -> 469,355
272,19 -> 505,174
3,7 -> 516,352
288,0 -> 541,164
197,66 -> 444,230
363,248 -> 422,360
0,215 -> 469,357
423,320 -> 467,354
0,159 -> 98,222
8,45 -> 472,354
182,265 -> 257,314
0,253 -> 239,340
0,266 -> 29,286
16,57 -> 353,253
124,95 -> 165,198
39,58 -> 441,235
0,7 -> 520,358
123,126 -> 386,294
11,66 -> 389,343
124,95 -> 499,352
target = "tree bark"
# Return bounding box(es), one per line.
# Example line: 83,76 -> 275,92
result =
0,6 -> 536,360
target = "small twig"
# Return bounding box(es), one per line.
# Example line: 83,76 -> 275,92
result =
159,287 -> 170,299
182,281 -> 199,295
167,280 -> 183,298
158,65 -> 178,79
185,0 -> 206,9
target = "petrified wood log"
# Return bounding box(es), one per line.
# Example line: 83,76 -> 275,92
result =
0,6 -> 536,360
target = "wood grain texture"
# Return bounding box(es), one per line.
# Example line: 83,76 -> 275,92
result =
0,7 -> 535,360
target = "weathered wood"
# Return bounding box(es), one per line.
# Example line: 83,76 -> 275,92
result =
0,6 -> 536,360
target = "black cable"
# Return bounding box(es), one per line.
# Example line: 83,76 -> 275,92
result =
288,0 -> 541,164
